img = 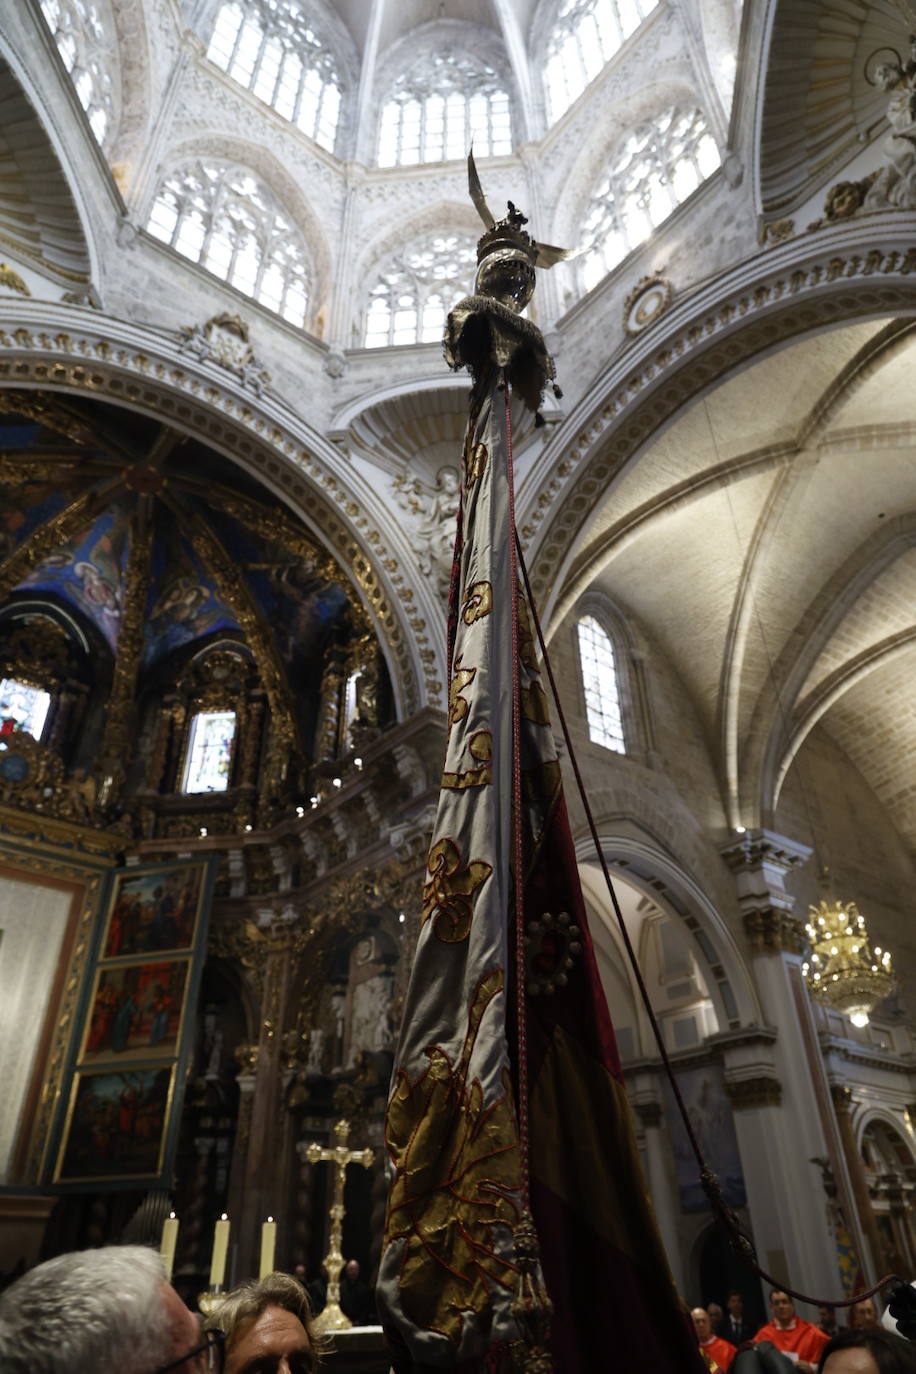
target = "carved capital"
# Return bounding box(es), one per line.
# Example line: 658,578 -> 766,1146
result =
724,1076 -> 782,1110
830,1083 -> 853,1112
633,1100 -> 663,1129
744,907 -> 806,955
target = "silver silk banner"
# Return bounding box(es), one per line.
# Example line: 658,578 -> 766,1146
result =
377,380 -> 525,1366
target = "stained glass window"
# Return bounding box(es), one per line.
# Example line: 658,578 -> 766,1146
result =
182,710 -> 237,793
39,0 -> 115,145
579,106 -> 720,291
577,616 -> 625,753
0,679 -> 51,741
364,234 -> 477,347
544,0 -> 658,124
147,161 -> 311,327
207,1 -> 342,152
378,53 -> 512,167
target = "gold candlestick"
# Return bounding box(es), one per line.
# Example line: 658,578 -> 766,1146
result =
305,1119 -> 374,1333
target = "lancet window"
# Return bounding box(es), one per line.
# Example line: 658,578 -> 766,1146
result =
377,53 -> 512,167
577,616 -> 625,753
207,1 -> 342,152
39,0 -> 116,145
363,234 -> 477,347
147,162 -> 311,327
0,678 -> 52,742
543,0 -> 658,124
579,105 -> 720,291
181,710 -> 237,793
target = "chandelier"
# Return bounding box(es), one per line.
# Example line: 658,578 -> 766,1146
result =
802,899 -> 895,1028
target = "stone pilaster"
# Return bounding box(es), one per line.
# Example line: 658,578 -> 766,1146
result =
630,1073 -> 685,1292
719,832 -> 846,1304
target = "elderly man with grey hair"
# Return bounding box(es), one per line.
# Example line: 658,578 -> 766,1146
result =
0,1244 -> 221,1373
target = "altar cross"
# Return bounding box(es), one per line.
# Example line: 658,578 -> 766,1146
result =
305,1118 -> 374,1333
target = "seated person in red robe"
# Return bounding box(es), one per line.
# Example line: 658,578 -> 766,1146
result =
693,1305 -> 737,1371
754,1288 -> 829,1371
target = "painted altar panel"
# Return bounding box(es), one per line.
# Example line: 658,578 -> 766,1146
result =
0,872 -> 78,1182
664,1063 -> 747,1212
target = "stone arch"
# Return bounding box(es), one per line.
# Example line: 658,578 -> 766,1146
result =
532,231 -> 916,631
0,304 -> 439,716
576,827 -> 762,1034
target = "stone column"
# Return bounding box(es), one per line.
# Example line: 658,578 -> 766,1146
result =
720,830 -> 853,1305
631,1089 -> 685,1293
830,1085 -> 882,1279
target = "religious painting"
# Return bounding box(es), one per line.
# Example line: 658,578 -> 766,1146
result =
100,861 -> 206,958
0,475 -> 73,563
80,958 -> 189,1064
142,526 -> 239,668
18,508 -> 131,651
663,1063 -> 746,1212
54,1065 -> 175,1183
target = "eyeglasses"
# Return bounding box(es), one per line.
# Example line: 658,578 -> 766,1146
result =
152,1327 -> 225,1374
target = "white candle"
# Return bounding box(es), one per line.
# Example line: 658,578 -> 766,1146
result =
160,1212 -> 179,1282
209,1213 -> 230,1289
259,1216 -> 277,1279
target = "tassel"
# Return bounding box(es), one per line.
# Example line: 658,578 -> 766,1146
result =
508,1210 -> 554,1373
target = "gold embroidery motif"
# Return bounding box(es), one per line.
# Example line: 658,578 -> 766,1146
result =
465,440 -> 488,486
448,657 -> 477,727
442,730 -> 492,790
384,970 -> 520,1343
422,837 -> 493,943
462,581 -> 493,624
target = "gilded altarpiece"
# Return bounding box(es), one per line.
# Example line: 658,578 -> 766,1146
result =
48,858 -> 217,1190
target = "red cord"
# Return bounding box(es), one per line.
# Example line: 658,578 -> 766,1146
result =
503,380 -> 530,1204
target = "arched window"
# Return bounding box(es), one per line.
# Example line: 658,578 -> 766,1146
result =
39,0 -> 116,145
363,233 -> 477,347
577,615 -> 625,753
0,677 -> 51,741
579,106 -> 720,291
544,0 -> 658,124
207,1 -> 342,152
147,162 -> 311,327
378,53 -> 512,167
181,709 -> 237,793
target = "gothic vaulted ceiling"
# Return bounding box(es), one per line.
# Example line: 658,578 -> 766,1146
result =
563,316 -> 916,853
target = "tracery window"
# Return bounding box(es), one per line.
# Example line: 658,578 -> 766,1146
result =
0,678 -> 51,742
577,616 -> 625,753
181,710 -> 237,793
39,0 -> 115,145
544,0 -> 658,124
207,1 -> 342,152
579,106 -> 720,291
378,53 -> 512,167
364,234 -> 477,347
147,162 -> 311,327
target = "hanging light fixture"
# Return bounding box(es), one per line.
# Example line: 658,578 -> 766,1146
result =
802,899 -> 895,1028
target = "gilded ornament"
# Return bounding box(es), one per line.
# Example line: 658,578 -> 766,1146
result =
384,971 -> 520,1344
421,837 -> 492,943
0,263 -> 30,297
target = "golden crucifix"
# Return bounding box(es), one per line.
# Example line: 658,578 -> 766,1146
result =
305,1118 -> 374,1333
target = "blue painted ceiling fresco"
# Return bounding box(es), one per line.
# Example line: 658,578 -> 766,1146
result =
0,394 -> 364,714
